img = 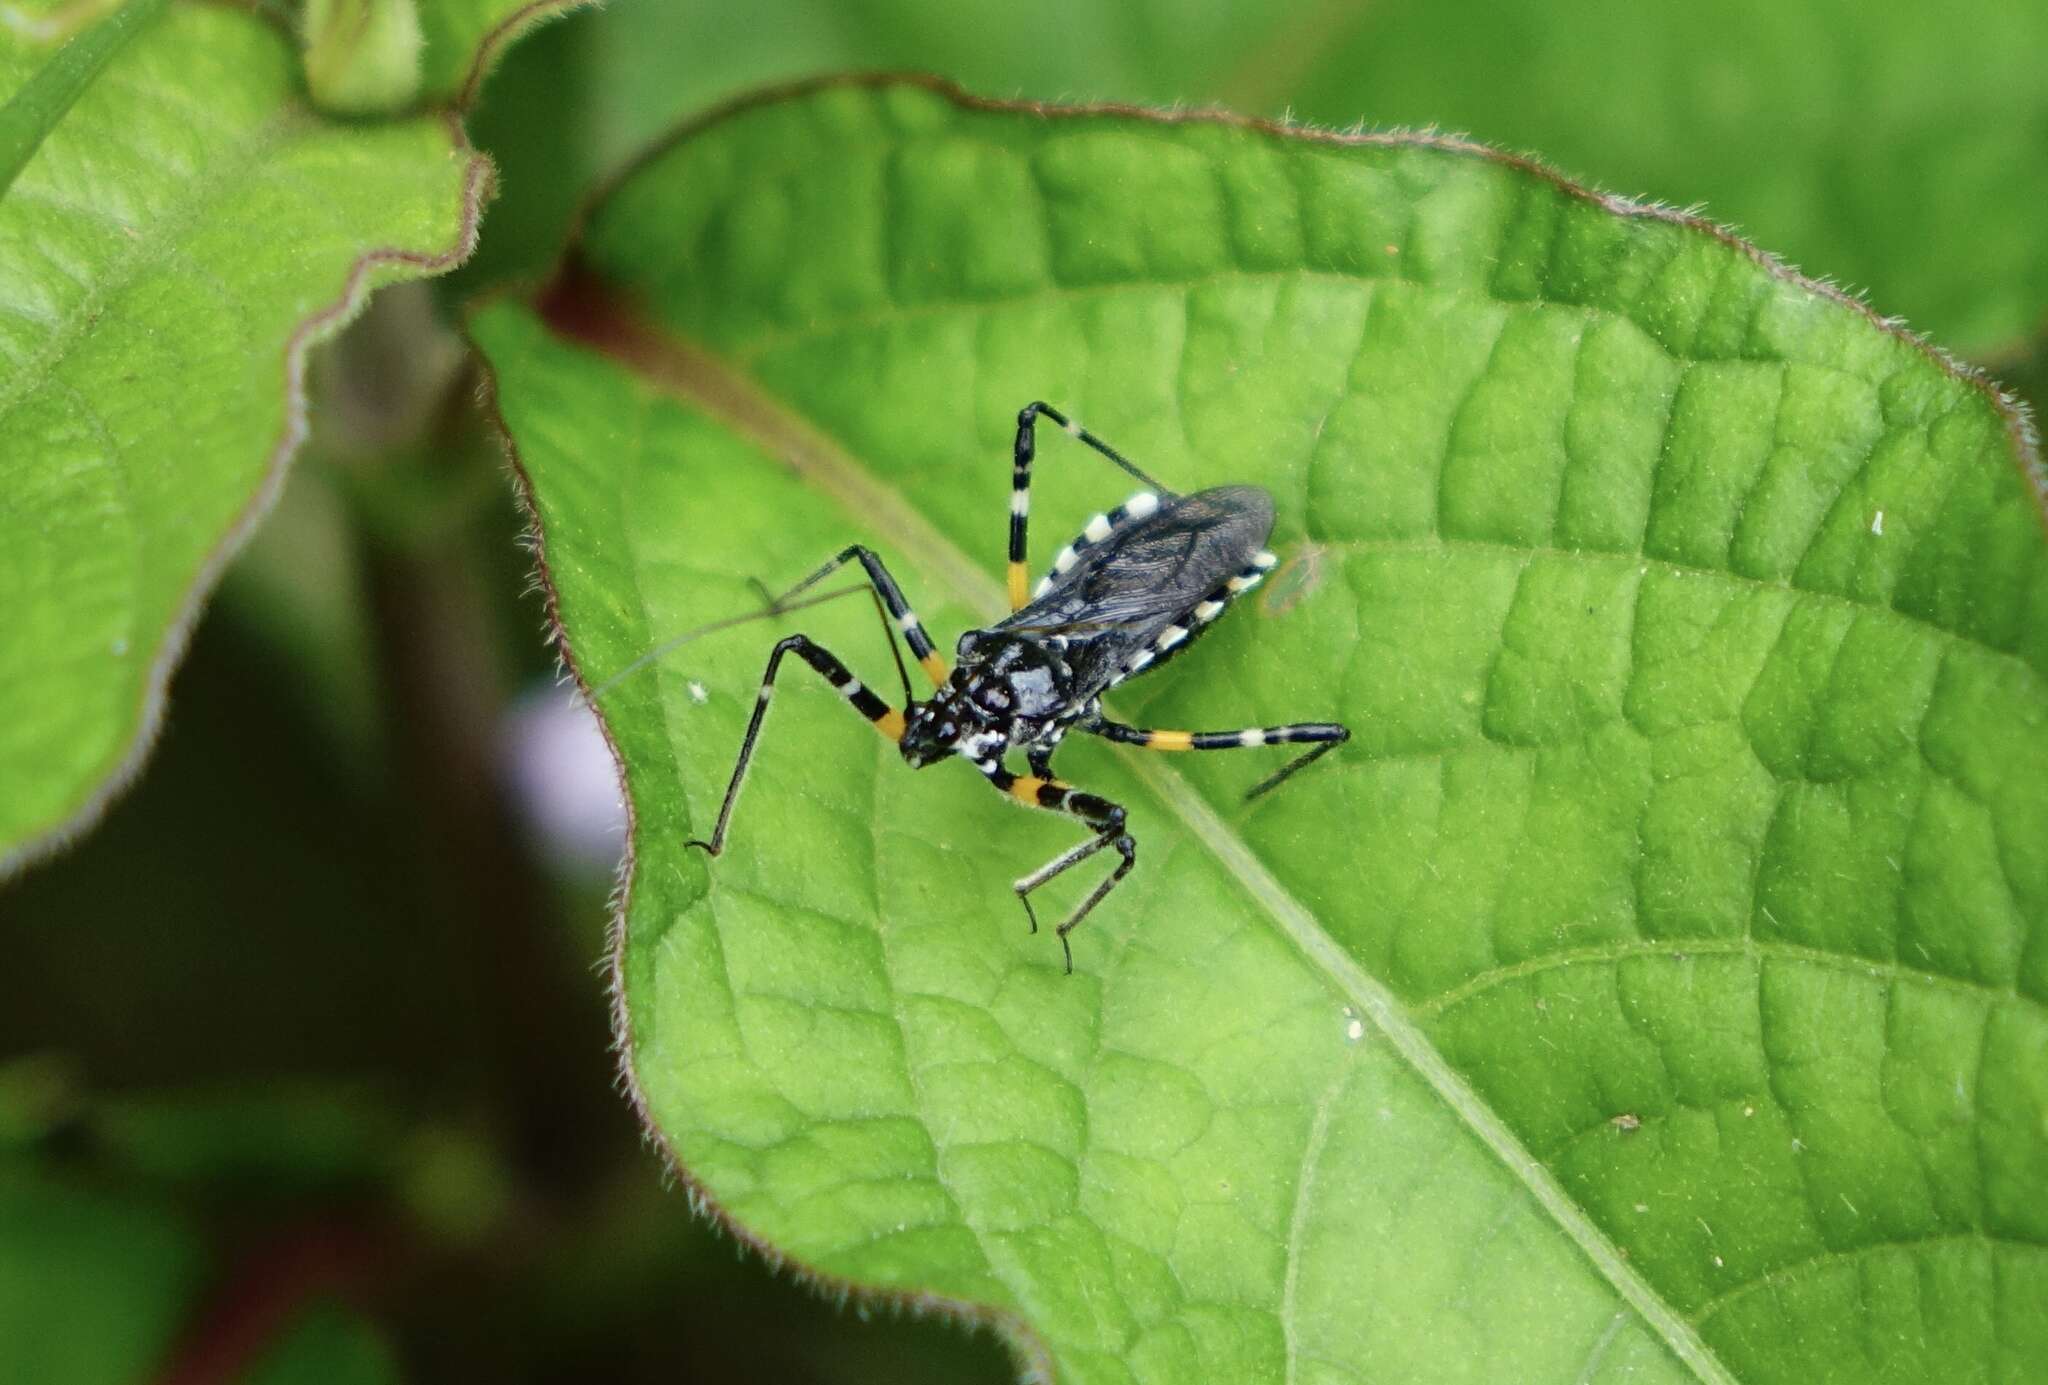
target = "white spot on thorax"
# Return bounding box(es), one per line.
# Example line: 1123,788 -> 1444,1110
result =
1052,545 -> 1079,572
1253,550 -> 1278,570
1193,599 -> 1224,621
1156,625 -> 1187,650
1083,513 -> 1113,543
1125,491 -> 1160,519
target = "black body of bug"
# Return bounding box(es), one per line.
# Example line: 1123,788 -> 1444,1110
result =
685,402 -> 1349,972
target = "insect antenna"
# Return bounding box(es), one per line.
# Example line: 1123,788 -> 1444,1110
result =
584,580 -> 887,704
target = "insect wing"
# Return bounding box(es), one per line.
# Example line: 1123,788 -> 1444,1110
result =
1006,486 -> 1274,640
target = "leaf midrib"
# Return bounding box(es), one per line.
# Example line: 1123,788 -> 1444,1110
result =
552,286 -> 1738,1383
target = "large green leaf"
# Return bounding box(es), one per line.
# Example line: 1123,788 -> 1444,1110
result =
1275,0 -> 2048,361
477,80 -> 2048,1382
0,4 -> 488,870
579,0 -> 2048,360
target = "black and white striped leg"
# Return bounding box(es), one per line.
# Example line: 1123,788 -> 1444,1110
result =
1009,401 -> 1170,611
1089,719 -> 1350,800
685,635 -> 905,856
747,572 -> 916,707
981,762 -> 1135,974
770,545 -> 949,689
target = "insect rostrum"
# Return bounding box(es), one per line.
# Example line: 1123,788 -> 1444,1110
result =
687,403 -> 1349,972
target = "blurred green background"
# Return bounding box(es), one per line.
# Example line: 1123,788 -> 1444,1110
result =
5,1 -> 2041,1379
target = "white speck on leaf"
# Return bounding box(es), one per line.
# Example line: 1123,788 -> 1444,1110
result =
688,680 -> 708,704
110,637 -> 128,656
1871,509 -> 1884,535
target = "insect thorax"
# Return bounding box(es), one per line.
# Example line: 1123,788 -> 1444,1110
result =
898,632 -> 1077,768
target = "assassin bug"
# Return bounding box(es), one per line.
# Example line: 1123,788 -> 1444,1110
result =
685,403 -> 1349,972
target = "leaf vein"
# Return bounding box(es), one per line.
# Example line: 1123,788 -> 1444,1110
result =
602,318 -> 1743,1384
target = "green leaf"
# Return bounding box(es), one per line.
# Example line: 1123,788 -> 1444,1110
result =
478,80 -> 2048,1382
0,0 -> 164,196
0,4 -> 489,871
235,1301 -> 401,1385
91,1082 -> 405,1195
414,0 -> 595,107
0,1166 -> 206,1383
296,0 -> 591,113
582,0 -> 2048,357
1274,0 -> 2048,360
